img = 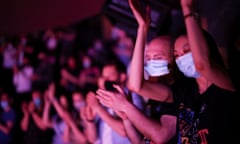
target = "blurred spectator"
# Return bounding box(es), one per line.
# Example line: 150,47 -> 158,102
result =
78,54 -> 100,93
13,56 -> 33,104
21,90 -> 53,144
87,61 -> 132,144
43,92 -> 71,144
0,93 -> 16,144
111,27 -> 134,67
32,52 -> 54,91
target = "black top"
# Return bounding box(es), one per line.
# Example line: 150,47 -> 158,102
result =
23,113 -> 53,144
174,78 -> 236,144
144,83 -> 179,144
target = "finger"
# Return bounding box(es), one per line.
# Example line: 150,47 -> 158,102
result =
96,89 -> 114,98
113,84 -> 124,94
98,99 -> 112,108
96,94 -> 111,104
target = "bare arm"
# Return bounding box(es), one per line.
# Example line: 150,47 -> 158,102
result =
127,0 -> 173,102
61,69 -> 79,84
122,118 -> 143,144
95,105 -> 127,137
0,121 -> 14,134
62,125 -> 70,143
81,106 -> 98,144
122,102 -> 177,144
63,113 -> 87,144
96,86 -> 177,144
21,113 -> 29,132
21,103 -> 30,132
42,101 -> 52,128
32,112 -> 47,130
181,0 -> 235,91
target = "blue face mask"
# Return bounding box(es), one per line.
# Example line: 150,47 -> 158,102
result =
33,98 -> 41,108
144,59 -> 170,77
1,101 -> 9,110
175,52 -> 200,78
73,101 -> 85,111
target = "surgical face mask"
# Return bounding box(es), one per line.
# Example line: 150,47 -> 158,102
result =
144,59 -> 170,77
74,101 -> 85,111
175,52 -> 200,78
82,60 -> 91,68
33,98 -> 41,108
1,101 -> 9,110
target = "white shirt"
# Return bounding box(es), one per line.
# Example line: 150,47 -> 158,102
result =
3,46 -> 17,68
13,66 -> 33,93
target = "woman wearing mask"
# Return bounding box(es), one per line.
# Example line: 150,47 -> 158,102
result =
172,0 -> 236,143
43,92 -> 71,144
46,84 -> 87,144
21,89 -> 53,144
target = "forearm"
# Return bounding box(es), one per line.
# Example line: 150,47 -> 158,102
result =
43,103 -> 51,127
122,102 -> 171,143
182,6 -> 210,69
52,99 -> 65,118
0,124 -> 9,134
32,112 -> 47,130
68,120 -> 87,144
122,119 -> 142,144
128,26 -> 148,92
21,114 -> 29,131
85,121 -> 98,144
96,106 -> 126,136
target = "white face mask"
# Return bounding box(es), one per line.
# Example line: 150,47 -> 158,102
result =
144,59 -> 170,77
73,101 -> 85,111
175,52 -> 200,78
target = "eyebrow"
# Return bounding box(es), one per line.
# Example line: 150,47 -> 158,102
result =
182,43 -> 190,50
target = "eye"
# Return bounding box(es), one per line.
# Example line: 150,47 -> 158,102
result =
173,51 -> 179,58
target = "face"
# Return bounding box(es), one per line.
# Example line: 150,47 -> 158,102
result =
59,95 -> 68,109
72,92 -> 85,111
174,35 -> 200,78
32,90 -> 41,100
145,37 -> 172,63
102,65 -> 119,82
72,92 -> 84,103
67,57 -> 76,68
174,36 -> 191,58
32,90 -> 42,108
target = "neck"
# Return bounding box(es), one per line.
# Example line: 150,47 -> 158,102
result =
196,76 -> 212,94
149,73 -> 174,85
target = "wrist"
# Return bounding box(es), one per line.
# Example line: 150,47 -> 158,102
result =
138,25 -> 148,33
182,5 -> 193,16
121,100 -> 130,113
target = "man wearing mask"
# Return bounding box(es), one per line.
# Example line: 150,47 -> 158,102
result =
0,93 -> 16,144
86,60 -> 135,144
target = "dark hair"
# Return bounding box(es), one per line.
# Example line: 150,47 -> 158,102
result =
174,29 -> 225,67
102,59 -> 127,74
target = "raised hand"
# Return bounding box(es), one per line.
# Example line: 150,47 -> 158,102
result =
128,0 -> 151,27
181,0 -> 193,8
81,106 -> 96,123
28,102 -> 35,114
47,82 -> 56,101
96,85 -> 128,112
22,102 -> 29,114
86,91 -> 100,110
